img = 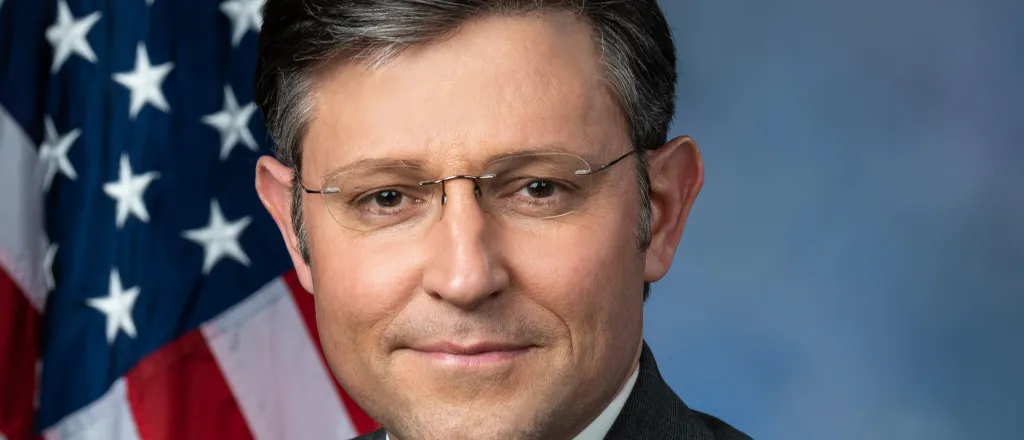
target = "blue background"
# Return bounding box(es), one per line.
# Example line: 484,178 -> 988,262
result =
648,0 -> 1024,438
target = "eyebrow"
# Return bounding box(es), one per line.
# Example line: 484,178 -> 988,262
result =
322,157 -> 430,181
320,144 -> 586,179
486,145 -> 582,162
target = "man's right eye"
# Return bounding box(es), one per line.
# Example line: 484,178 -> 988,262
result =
369,190 -> 404,208
352,189 -> 407,209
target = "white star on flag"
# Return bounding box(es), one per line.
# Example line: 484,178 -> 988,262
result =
220,0 -> 264,47
43,242 -> 58,292
112,43 -> 174,119
102,153 -> 160,229
202,85 -> 258,161
45,0 -> 101,73
87,269 -> 140,344
183,200 -> 252,274
39,115 -> 80,191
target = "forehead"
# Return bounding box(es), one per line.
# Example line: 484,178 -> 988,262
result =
303,12 -> 629,176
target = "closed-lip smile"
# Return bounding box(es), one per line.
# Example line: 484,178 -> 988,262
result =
403,341 -> 535,368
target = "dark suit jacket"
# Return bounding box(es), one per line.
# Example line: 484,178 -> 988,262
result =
351,342 -> 752,439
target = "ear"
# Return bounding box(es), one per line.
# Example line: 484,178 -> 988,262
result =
254,155 -> 316,293
644,135 -> 704,283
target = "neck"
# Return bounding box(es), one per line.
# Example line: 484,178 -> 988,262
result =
564,339 -> 644,439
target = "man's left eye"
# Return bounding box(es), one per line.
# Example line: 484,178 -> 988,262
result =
522,180 -> 557,198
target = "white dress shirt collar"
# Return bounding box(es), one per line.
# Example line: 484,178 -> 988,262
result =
383,365 -> 640,440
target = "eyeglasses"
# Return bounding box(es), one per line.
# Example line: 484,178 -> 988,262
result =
300,150 -> 638,232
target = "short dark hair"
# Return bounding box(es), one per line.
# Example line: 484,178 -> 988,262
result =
254,0 -> 678,300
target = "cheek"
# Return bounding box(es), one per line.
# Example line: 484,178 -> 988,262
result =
306,220 -> 423,353
510,202 -> 644,348
561,224 -> 645,375
307,226 -> 427,400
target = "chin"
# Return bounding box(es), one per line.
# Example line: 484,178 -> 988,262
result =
388,407 -> 549,440
369,347 -> 581,440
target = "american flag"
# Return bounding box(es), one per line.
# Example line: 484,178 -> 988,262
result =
0,1 -> 378,439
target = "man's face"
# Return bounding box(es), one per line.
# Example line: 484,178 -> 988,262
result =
294,14 -> 648,440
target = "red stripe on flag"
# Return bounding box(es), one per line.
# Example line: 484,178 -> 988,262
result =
282,270 -> 380,435
125,330 -> 254,440
0,266 -> 41,440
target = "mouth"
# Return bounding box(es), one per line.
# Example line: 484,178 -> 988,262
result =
402,341 -> 536,369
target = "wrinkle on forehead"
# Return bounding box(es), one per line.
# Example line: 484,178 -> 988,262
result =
302,12 -> 630,179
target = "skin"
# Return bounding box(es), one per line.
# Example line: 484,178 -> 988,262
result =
255,12 -> 703,440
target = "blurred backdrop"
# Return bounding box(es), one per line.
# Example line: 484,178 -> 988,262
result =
1,1 -> 1021,440
649,0 -> 1024,438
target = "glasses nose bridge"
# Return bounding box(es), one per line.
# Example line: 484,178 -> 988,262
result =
420,173 -> 495,208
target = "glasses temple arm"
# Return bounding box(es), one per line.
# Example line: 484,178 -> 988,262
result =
578,149 -> 640,175
299,183 -> 340,195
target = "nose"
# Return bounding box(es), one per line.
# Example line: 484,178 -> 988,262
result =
421,178 -> 509,310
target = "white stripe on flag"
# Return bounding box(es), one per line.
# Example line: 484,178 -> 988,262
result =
0,103 -> 48,312
202,278 -> 357,440
41,378 -> 142,440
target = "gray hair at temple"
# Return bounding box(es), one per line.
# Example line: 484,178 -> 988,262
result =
253,0 -> 678,300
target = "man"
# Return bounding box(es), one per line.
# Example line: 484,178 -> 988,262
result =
252,0 -> 751,439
